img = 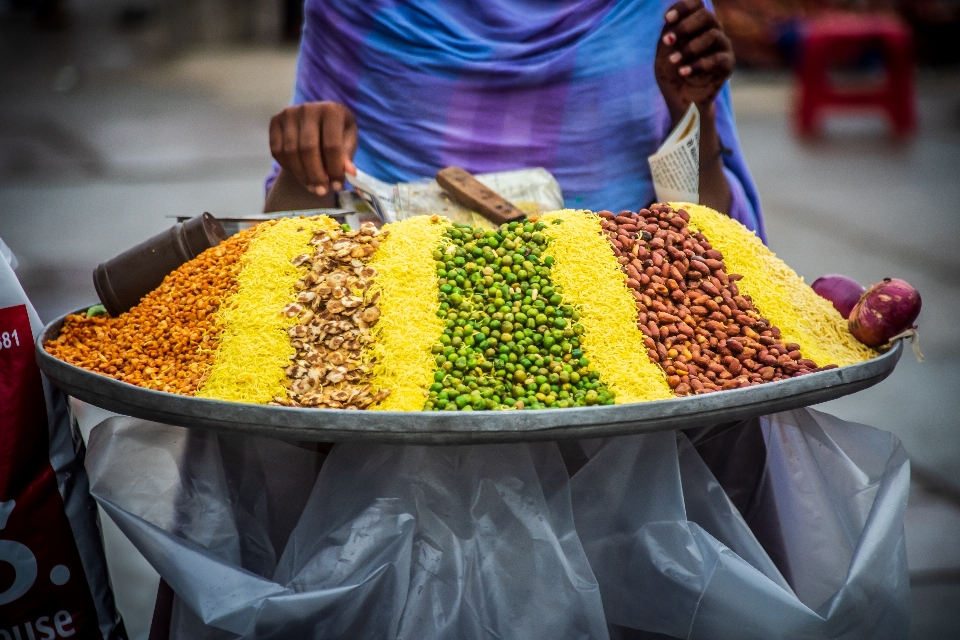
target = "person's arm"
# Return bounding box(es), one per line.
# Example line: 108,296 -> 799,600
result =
264,101 -> 358,213
654,0 -> 735,214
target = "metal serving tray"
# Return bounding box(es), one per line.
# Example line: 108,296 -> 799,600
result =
37,308 -> 902,445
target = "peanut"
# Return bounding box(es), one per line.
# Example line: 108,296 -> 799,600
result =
602,204 -> 827,396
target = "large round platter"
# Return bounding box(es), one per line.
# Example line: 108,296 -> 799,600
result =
37,308 -> 902,444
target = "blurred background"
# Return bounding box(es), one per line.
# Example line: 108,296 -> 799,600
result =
0,0 -> 959,636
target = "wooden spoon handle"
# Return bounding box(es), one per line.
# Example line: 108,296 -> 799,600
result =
436,167 -> 526,225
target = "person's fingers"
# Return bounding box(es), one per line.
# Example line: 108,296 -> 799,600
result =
268,101 -> 358,193
672,28 -> 724,65
321,105 -> 347,192
343,112 -> 359,158
269,113 -> 285,165
343,116 -> 359,177
298,103 -> 328,193
280,108 -> 309,188
666,7 -> 716,46
663,0 -> 702,26
680,50 -> 734,79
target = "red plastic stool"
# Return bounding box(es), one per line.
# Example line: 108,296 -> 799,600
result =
795,14 -> 916,137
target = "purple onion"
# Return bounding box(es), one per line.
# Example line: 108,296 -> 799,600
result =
848,278 -> 922,347
811,274 -> 865,319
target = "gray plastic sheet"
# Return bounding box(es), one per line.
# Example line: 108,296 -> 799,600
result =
84,408 -> 910,639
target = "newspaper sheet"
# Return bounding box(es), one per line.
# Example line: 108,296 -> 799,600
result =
648,103 -> 700,204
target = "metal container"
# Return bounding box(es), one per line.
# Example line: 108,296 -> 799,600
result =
94,212 -> 226,316
174,210 -> 357,239
36,308 -> 903,445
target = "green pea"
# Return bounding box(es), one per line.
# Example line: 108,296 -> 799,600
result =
553,317 -> 567,329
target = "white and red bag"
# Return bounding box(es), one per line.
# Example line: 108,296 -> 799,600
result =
0,239 -> 124,639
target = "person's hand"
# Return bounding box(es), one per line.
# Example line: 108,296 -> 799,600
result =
654,0 -> 734,123
269,101 -> 358,196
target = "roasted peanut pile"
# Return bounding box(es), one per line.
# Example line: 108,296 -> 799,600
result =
601,205 -> 834,395
45,230 -> 254,394
274,222 -> 390,409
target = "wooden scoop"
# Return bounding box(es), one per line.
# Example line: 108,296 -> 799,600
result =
436,167 -> 527,225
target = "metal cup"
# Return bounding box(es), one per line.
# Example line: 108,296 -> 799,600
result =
93,212 -> 226,316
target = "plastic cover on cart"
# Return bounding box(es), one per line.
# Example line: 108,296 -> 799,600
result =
84,408 -> 910,639
0,243 -> 125,639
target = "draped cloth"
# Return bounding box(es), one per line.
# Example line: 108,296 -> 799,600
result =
271,0 -> 766,241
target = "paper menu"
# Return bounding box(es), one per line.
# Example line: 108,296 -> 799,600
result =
647,103 -> 700,204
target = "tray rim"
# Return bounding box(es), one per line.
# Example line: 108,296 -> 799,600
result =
36,307 -> 902,444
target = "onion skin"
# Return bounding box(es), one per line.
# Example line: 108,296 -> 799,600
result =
848,278 -> 922,347
812,274 -> 865,319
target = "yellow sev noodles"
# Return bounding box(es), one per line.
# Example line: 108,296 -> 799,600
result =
197,216 -> 336,403
541,210 -> 673,403
677,203 -> 877,367
367,216 -> 449,410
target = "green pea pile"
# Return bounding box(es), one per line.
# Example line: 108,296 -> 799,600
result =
425,220 -> 615,411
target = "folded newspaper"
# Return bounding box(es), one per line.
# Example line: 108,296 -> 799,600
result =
648,103 -> 700,204
346,167 -> 564,228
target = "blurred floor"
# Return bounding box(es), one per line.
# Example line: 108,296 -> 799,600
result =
1,3 -> 959,636
731,70 -> 960,639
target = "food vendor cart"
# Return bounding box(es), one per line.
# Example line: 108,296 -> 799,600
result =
32,191 -> 912,639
